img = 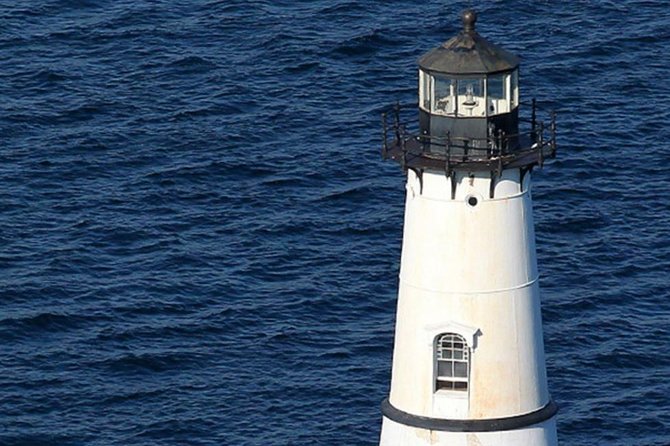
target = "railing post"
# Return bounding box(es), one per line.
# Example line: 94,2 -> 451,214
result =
394,101 -> 401,142
531,98 -> 537,143
446,131 -> 451,159
538,121 -> 544,167
401,130 -> 407,172
487,124 -> 494,158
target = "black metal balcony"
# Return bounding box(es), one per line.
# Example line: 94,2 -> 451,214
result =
381,101 -> 556,174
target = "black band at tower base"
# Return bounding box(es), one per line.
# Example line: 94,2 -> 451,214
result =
381,398 -> 558,433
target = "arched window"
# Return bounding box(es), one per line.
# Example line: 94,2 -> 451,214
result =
435,333 -> 470,392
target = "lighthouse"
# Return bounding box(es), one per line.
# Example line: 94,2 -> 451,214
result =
378,10 -> 558,446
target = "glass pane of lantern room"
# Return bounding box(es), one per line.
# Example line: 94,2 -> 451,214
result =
457,78 -> 485,117
433,76 -> 455,116
511,70 -> 519,108
420,71 -> 431,111
487,74 -> 510,115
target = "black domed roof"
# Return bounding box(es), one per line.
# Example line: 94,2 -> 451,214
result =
418,10 -> 520,75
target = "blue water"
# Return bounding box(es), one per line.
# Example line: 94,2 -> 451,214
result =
1,1 -> 669,445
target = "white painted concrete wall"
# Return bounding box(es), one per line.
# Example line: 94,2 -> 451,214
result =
380,169 -> 557,445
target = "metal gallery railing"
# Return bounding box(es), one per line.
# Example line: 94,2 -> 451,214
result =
381,100 -> 556,169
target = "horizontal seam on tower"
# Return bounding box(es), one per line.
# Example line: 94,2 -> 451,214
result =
398,275 -> 539,295
413,188 -> 528,203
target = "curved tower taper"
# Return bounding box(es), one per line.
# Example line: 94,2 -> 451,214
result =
379,10 -> 558,446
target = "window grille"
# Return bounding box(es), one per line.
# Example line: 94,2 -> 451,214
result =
435,333 -> 470,392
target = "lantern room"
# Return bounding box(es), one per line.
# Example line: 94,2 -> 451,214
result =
418,10 -> 520,152
381,9 -> 556,183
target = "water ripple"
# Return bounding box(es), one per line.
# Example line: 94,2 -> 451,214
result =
1,1 -> 669,445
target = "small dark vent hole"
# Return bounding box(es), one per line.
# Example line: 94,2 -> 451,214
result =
467,196 -> 478,207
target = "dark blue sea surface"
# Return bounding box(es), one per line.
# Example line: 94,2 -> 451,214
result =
1,1 -> 669,445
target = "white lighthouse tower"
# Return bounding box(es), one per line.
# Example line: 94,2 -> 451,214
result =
379,10 -> 558,446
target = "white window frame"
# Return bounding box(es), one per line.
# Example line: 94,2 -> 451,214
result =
435,333 -> 470,392
424,321 -> 479,395
511,69 -> 519,108
487,73 -> 511,116
431,75 -> 456,116
419,70 -> 432,112
420,71 -> 517,117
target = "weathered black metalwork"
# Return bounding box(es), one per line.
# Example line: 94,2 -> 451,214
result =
381,9 -> 557,200
417,10 -> 525,161
381,102 -> 557,174
419,10 -> 519,75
